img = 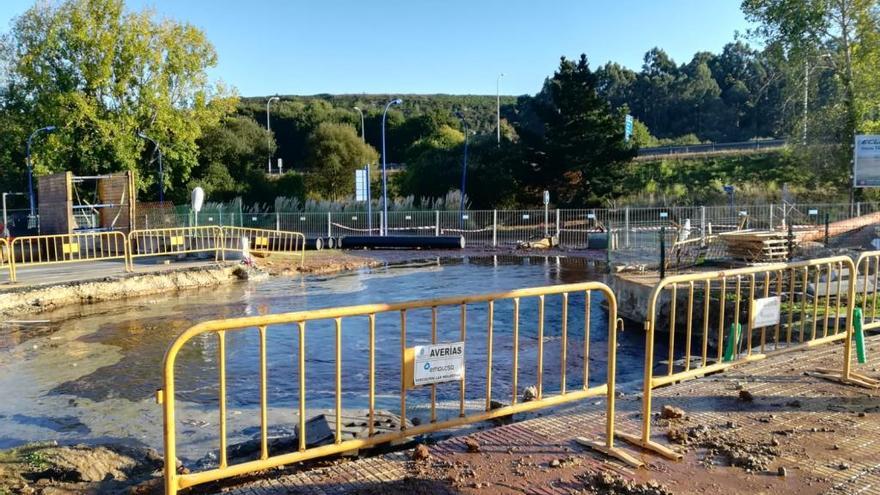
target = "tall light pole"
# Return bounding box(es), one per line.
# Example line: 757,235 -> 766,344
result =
381,98 -> 402,236
496,73 -> 504,146
26,125 -> 56,220
138,132 -> 164,203
455,111 -> 469,229
353,106 -> 365,143
266,96 -> 280,173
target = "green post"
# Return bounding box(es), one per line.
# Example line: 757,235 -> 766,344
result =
854,307 -> 867,364
724,323 -> 741,362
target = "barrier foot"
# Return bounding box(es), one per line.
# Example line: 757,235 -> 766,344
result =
614,432 -> 683,460
575,437 -> 645,468
809,369 -> 880,389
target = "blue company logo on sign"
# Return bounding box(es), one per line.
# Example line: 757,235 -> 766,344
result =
423,362 -> 431,370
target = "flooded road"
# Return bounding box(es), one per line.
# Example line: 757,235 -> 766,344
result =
0,256 -> 651,461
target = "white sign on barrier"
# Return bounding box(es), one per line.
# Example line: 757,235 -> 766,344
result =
751,296 -> 781,328
413,341 -> 465,386
660,212 -> 668,218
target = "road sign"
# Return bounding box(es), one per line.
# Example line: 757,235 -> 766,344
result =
854,135 -> 880,187
355,169 -> 368,201
412,341 -> 465,386
624,114 -> 634,142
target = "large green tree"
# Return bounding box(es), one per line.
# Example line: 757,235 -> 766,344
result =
304,123 -> 379,200
0,0 -> 234,201
518,54 -> 635,205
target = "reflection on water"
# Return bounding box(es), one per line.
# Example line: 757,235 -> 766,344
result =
0,256 -> 650,460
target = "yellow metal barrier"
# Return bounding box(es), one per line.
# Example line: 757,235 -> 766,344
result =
159,281 -> 634,495
0,237 -> 12,282
9,231 -> 131,282
128,226 -> 224,266
855,251 -> 880,331
221,226 -> 306,268
617,255 -> 878,460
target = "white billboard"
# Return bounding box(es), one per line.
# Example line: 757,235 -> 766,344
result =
854,135 -> 880,188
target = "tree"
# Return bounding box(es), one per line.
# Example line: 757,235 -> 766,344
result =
304,123 -> 379,199
518,54 -> 636,205
191,115 -> 275,201
743,0 -> 880,185
0,0 -> 234,202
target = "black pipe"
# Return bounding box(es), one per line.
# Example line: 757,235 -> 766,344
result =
340,235 -> 465,250
305,238 -> 324,250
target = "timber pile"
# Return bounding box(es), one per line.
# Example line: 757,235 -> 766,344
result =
718,230 -> 790,262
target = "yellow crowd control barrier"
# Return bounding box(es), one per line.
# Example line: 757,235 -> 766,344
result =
855,251 -> 880,331
9,231 -> 131,282
159,281 -> 634,495
0,237 -> 12,282
618,255 -> 879,459
128,226 -> 224,265
221,226 -> 305,268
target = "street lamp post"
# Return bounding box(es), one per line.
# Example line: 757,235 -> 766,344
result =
381,98 -> 402,236
266,96 -> 280,173
353,106 -> 365,143
138,132 -> 164,203
26,125 -> 56,220
455,112 -> 470,229
496,73 -> 504,146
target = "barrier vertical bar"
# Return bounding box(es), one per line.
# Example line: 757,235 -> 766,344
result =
435,210 -> 440,236
327,212 -> 332,238
625,207 -> 630,248
537,295 -> 545,399
400,310 -> 407,429
485,300 -> 494,410
459,303 -> 466,417
298,322 -> 306,452
218,331 -> 228,469
335,318 -> 342,443
368,315 -> 376,437
259,325 -> 268,460
512,298 -> 519,405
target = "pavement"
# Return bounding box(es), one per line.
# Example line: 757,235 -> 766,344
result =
199,336 -> 880,495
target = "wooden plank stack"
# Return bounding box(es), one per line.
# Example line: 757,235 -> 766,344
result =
718,230 -> 789,262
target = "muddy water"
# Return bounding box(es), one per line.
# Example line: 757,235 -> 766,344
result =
0,256 -> 651,462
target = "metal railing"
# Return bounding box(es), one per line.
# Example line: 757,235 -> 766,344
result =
617,255 -> 879,459
221,226 -> 306,268
158,281 -> 636,494
9,231 -> 131,282
636,139 -> 786,158
128,226 -> 225,265
855,251 -> 880,332
0,237 -> 11,281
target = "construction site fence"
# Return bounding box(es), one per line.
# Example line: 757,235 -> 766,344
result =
617,255 -> 879,459
1,226 -> 306,283
7,231 -> 131,282
124,202 -> 880,254
158,281 -> 639,495
222,226 -> 306,268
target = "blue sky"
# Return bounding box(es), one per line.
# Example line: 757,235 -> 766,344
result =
0,1 -> 753,97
